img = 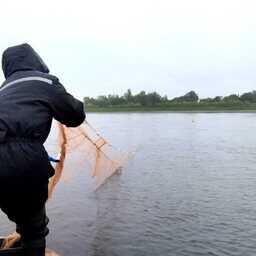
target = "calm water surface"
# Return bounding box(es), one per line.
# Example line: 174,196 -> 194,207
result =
1,113 -> 256,256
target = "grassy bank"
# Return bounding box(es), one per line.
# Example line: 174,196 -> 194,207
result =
85,103 -> 256,112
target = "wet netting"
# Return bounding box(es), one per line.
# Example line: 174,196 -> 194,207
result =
0,120 -> 127,253
46,120 -> 127,197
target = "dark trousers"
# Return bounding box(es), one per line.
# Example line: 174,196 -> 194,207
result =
0,178 -> 49,256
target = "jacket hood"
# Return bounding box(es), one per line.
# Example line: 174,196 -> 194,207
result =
2,43 -> 49,78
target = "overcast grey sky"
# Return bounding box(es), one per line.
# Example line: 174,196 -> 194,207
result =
0,0 -> 255,99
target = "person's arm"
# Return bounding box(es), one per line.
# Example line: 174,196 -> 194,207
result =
46,79 -> 85,127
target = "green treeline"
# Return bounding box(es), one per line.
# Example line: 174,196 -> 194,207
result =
84,90 -> 256,111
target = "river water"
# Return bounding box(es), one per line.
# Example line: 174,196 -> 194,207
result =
1,113 -> 256,256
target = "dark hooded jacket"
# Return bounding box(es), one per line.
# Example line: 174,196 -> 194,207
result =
0,43 -> 85,180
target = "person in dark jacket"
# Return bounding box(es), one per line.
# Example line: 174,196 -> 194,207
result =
0,43 -> 85,255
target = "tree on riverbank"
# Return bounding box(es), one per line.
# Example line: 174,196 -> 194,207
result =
171,91 -> 199,102
84,89 -> 165,107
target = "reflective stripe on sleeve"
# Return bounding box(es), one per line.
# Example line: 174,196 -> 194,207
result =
0,76 -> 53,92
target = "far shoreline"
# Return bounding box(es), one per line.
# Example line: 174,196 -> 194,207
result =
85,106 -> 256,113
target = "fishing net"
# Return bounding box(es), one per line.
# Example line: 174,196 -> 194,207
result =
46,120 -> 127,197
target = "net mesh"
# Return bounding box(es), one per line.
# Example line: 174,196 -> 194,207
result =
45,120 -> 127,197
